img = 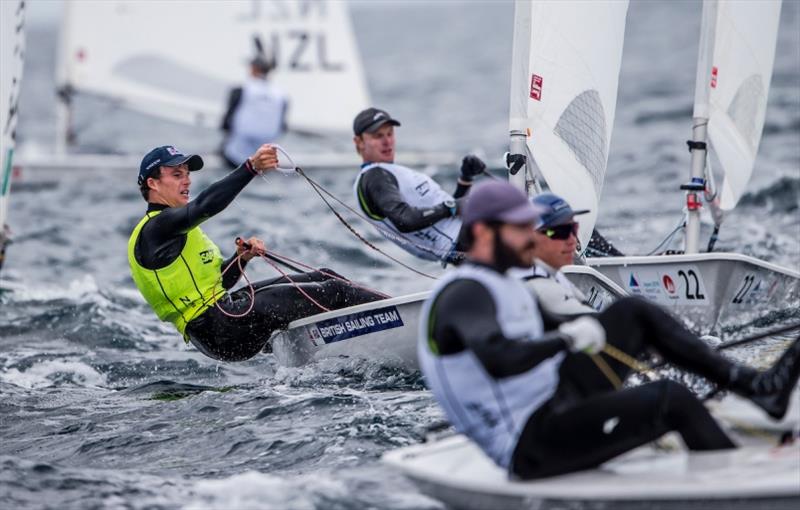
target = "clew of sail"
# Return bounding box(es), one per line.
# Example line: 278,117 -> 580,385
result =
56,0 -> 369,135
509,0 -> 628,252
0,0 -> 25,238
702,0 -> 782,210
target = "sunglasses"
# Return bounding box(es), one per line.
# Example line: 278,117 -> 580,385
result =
539,222 -> 578,240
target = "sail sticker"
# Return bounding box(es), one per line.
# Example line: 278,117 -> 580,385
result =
711,66 -> 718,88
730,274 -> 779,306
619,266 -> 710,307
662,274 -> 677,296
530,74 -> 543,101
308,306 -> 404,345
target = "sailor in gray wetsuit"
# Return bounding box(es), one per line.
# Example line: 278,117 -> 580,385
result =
351,107 -> 485,264
419,180 -> 800,480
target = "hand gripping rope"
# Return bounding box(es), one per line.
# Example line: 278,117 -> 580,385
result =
211,236 -> 389,319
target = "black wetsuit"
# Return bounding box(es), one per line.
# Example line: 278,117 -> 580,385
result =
358,166 -> 471,233
132,163 -> 383,361
428,263 -> 742,480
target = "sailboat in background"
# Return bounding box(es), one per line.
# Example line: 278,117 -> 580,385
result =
18,0 -> 377,170
55,0 -> 369,139
505,0 -> 630,308
0,0 -> 25,283
505,0 -> 797,331
581,0 -> 799,332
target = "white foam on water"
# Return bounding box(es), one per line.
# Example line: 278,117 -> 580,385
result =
0,359 -> 108,389
183,470 -> 348,510
9,274 -> 100,302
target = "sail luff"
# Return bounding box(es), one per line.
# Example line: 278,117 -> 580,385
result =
685,0 -> 719,254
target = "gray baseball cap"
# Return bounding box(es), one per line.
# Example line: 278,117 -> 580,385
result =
462,181 -> 540,226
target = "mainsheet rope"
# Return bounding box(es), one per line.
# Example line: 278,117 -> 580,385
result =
267,145 -> 451,278
212,244 -> 389,319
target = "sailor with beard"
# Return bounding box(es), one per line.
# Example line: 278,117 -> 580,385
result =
418,180 -> 800,480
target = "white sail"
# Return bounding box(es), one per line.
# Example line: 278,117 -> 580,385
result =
56,0 -> 370,135
702,0 -> 781,210
0,0 -> 25,231
509,0 -> 629,252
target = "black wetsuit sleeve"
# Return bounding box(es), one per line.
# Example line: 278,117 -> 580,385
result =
429,279 -> 569,379
221,87 -> 243,132
135,164 -> 255,270
359,167 -> 453,233
452,181 -> 471,200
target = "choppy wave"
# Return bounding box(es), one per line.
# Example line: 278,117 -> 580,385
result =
738,176 -> 800,213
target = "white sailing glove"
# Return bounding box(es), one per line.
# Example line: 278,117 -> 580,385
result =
559,316 -> 606,354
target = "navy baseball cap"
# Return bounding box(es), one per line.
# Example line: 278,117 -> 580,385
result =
462,181 -> 540,227
353,107 -> 401,136
138,145 -> 203,185
531,192 -> 589,229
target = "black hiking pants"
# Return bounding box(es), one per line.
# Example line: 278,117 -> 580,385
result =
185,269 -> 384,361
512,297 -> 737,479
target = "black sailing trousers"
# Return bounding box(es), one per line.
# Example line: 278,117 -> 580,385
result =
512,297 -> 738,479
185,269 -> 384,361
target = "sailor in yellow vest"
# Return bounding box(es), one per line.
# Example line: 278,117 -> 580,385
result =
128,144 -> 383,361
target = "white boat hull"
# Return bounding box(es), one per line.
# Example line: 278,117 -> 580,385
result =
270,266 -> 627,370
270,292 -> 428,369
584,252 -> 800,331
385,435 -> 800,510
384,392 -> 800,510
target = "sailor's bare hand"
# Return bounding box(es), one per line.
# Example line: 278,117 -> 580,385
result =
249,144 -> 279,173
236,236 -> 266,261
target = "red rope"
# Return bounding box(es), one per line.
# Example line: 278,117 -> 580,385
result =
213,253 -> 255,318
211,246 -> 389,319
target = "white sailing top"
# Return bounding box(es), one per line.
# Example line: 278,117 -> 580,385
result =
223,77 -> 287,166
418,263 -> 564,469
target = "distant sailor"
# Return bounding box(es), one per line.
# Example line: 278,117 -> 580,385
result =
351,107 -> 486,264
221,54 -> 288,169
419,180 -> 800,480
128,144 -> 382,361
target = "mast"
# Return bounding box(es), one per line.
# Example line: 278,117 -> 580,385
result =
508,0 -> 533,194
0,0 -> 25,271
684,0 -> 718,254
54,0 -> 74,155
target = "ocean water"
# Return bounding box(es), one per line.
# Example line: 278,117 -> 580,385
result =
2,2 -> 799,509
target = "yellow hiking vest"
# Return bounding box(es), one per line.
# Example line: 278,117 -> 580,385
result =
128,211 -> 225,337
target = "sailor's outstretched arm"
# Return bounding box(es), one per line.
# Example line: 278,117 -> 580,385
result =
151,145 -> 278,236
